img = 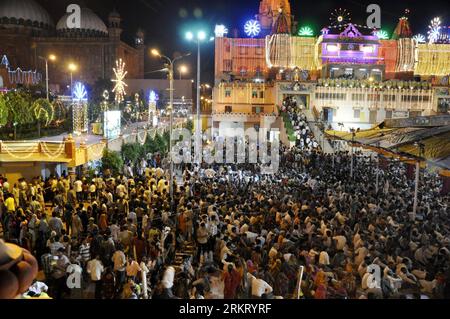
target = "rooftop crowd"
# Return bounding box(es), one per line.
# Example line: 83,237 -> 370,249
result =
0,138 -> 449,299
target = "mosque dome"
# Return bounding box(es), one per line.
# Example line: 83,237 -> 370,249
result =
0,0 -> 54,30
56,7 -> 108,37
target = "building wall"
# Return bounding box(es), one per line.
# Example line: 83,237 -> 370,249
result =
312,86 -> 435,130
215,38 -> 267,80
213,82 -> 275,114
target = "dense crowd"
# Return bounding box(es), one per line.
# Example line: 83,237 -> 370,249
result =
0,142 -> 449,299
280,97 -> 320,150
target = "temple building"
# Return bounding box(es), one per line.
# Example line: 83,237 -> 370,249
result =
212,0 -> 450,136
0,0 -> 144,93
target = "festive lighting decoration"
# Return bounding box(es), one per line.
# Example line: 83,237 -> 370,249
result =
330,8 -> 351,27
415,43 -> 450,76
244,20 -> 261,37
413,34 -> 426,43
72,82 -> 87,101
428,17 -> 442,44
297,26 -> 314,37
375,30 -> 389,40
148,90 -> 158,127
395,39 -> 415,72
149,90 -> 159,103
214,24 -> 228,37
112,58 -> 128,104
266,35 -> 319,70
72,82 -> 88,135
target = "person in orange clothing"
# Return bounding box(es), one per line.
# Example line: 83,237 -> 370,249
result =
99,211 -> 108,232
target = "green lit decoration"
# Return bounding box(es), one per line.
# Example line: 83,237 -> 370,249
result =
375,30 -> 389,40
298,26 -> 314,37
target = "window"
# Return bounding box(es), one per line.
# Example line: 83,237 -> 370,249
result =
345,68 -> 354,77
352,93 -> 365,101
223,60 -> 232,71
252,106 -> 262,114
385,110 -> 392,119
256,47 -> 263,55
383,95 -> 396,102
368,94 -> 380,101
225,90 -> 231,98
225,105 -> 232,113
259,91 -> 264,99
252,90 -> 258,98
239,46 -> 248,55
354,109 -> 361,119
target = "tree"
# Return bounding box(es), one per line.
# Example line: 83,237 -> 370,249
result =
4,91 -> 34,126
101,149 -> 123,176
33,98 -> 54,137
0,94 -> 7,127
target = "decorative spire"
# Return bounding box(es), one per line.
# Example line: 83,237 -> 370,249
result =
271,6 -> 290,34
392,9 -> 413,39
1,55 -> 9,68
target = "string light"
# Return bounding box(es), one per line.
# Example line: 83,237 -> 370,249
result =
112,58 -> 128,104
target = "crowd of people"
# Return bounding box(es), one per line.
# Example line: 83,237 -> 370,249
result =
0,139 -> 449,299
280,97 -> 320,150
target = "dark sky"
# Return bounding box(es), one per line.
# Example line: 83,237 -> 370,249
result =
36,0 -> 449,83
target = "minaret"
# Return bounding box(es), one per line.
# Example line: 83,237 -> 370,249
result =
135,29 -> 145,78
108,10 -> 123,41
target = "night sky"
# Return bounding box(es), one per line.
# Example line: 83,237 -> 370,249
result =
36,0 -> 449,84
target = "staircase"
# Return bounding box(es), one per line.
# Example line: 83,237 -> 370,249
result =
303,109 -> 335,154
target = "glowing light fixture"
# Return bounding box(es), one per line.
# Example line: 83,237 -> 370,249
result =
244,19 -> 261,37
214,24 -> 228,37
298,26 -> 314,37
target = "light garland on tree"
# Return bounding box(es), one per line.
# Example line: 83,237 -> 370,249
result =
112,58 -> 128,104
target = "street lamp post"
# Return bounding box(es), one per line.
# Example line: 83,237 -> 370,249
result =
151,49 -> 190,211
412,143 -> 425,220
68,63 -> 78,93
186,30 -> 213,165
38,54 -> 56,100
179,65 -> 188,80
350,131 -> 356,178
375,141 -> 380,193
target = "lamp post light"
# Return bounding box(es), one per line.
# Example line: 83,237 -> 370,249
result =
178,64 -> 188,80
375,141 -> 380,193
350,130 -> 356,178
38,54 -> 56,100
412,142 -> 425,220
68,63 -> 78,93
185,29 -> 213,165
151,49 -> 191,211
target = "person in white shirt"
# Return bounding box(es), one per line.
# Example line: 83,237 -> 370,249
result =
87,256 -> 104,299
248,273 -> 273,298
140,257 -> 150,299
74,179 -> 83,201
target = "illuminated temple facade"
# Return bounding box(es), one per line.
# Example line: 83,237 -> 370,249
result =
212,0 -> 450,136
